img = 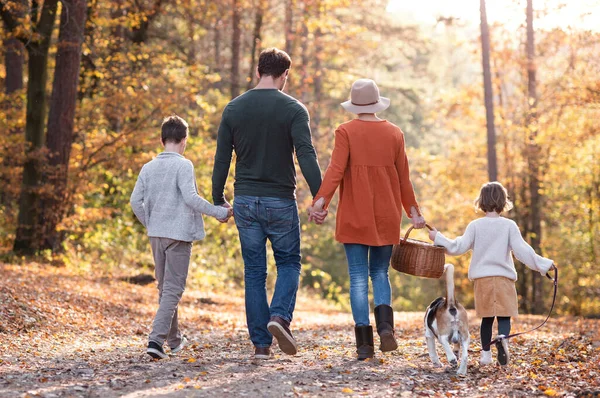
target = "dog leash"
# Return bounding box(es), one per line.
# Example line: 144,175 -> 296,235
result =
483,266 -> 558,351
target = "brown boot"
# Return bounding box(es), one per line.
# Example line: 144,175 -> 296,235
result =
374,304 -> 398,352
354,325 -> 375,360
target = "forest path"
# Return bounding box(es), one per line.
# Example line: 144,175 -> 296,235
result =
1,262 -> 598,397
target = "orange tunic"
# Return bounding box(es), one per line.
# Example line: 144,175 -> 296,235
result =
314,119 -> 420,246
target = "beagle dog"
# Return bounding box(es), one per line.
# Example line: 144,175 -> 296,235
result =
424,264 -> 470,375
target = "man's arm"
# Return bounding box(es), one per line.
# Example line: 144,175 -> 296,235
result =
212,107 -> 234,205
290,107 -> 322,197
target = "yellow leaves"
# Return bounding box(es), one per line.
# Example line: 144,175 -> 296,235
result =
187,358 -> 196,363
342,387 -> 354,394
544,388 -> 558,396
183,377 -> 191,383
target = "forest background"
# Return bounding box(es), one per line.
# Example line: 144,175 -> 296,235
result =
0,0 -> 599,317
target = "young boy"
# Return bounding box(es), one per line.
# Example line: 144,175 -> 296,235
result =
130,115 -> 232,359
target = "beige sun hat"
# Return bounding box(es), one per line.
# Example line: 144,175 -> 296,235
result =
341,79 -> 390,114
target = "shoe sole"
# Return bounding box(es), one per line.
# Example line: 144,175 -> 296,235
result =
379,331 -> 398,352
170,337 -> 188,355
496,340 -> 509,366
267,321 -> 297,355
147,348 -> 169,359
254,354 -> 271,360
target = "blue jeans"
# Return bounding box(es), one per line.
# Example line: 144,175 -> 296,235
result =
233,196 -> 301,348
343,244 -> 393,327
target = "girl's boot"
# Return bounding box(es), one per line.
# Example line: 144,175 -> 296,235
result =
354,325 -> 374,360
374,304 -> 398,352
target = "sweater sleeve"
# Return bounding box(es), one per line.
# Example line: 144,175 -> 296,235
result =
130,167 -> 147,227
291,106 -> 322,197
312,127 -> 349,208
434,222 -> 476,256
179,161 -> 229,220
395,131 -> 420,216
212,107 -> 234,205
508,221 -> 553,275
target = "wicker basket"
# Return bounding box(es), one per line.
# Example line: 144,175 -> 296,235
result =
391,224 -> 446,278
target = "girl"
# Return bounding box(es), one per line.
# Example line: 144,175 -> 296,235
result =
309,79 -> 426,360
428,181 -> 555,366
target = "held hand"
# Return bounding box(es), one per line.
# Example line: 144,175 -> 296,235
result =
218,202 -> 233,223
308,197 -> 328,225
411,214 -> 426,229
428,227 -> 438,241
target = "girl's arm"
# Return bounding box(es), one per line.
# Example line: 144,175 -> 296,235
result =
508,222 -> 553,275
311,127 -> 350,208
432,222 -> 476,256
179,161 -> 229,220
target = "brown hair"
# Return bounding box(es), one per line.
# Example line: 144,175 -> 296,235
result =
257,48 -> 291,79
161,115 -> 188,144
474,182 -> 514,214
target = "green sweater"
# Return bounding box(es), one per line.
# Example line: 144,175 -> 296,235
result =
212,89 -> 322,205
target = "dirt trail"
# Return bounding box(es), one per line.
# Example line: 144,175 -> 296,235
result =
1,262 -> 599,397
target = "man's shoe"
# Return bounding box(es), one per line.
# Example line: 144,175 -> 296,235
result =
147,341 -> 168,359
267,316 -> 298,355
254,346 -> 273,360
495,336 -> 510,366
480,350 -> 493,365
170,336 -> 188,355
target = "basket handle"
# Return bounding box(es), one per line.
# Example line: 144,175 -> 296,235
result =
402,223 -> 434,242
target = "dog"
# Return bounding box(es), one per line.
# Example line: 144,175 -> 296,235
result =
424,263 -> 469,375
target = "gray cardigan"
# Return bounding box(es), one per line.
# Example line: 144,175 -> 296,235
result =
130,152 -> 229,242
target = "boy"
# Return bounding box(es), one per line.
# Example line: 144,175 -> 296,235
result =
130,115 -> 231,359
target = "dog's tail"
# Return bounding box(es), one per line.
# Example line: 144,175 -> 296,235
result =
444,263 -> 456,307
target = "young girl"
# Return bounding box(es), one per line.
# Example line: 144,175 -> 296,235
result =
309,79 -> 426,360
428,181 -> 555,366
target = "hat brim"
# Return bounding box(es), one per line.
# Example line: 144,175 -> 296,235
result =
340,97 -> 390,114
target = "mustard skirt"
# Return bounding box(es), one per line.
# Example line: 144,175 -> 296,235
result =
473,276 -> 519,318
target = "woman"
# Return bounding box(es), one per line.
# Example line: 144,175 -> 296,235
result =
309,79 -> 426,360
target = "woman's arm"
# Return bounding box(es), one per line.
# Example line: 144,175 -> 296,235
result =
312,127 -> 350,209
395,132 -> 421,218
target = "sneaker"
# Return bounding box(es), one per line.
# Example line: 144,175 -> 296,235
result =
147,341 -> 168,359
170,336 -> 188,355
480,350 -> 493,365
495,336 -> 510,366
254,346 -> 273,360
267,316 -> 298,355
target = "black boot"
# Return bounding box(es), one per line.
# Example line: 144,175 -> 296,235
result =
354,325 -> 374,360
374,304 -> 398,352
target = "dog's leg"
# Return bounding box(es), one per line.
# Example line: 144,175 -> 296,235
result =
426,335 -> 442,367
456,336 -> 469,375
440,335 -> 458,366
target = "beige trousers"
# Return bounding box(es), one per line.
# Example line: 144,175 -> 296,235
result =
148,237 -> 192,348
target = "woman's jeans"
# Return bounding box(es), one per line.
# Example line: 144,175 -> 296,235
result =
234,196 -> 301,348
343,244 -> 393,327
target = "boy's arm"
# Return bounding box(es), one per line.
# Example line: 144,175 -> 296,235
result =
291,106 -> 322,197
130,170 -> 147,227
179,161 -> 229,220
212,107 -> 233,206
433,222 -> 475,256
508,222 -> 553,275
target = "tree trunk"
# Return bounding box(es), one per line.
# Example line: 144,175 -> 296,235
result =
526,0 -> 544,313
311,0 -> 323,139
13,0 -> 59,254
230,0 -> 241,98
284,0 -> 295,56
479,0 -> 497,182
4,38 -> 24,93
39,0 -> 88,252
246,0 -> 266,90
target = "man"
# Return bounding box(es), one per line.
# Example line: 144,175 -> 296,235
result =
212,48 -> 324,359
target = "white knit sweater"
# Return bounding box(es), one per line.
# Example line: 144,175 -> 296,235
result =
434,215 -> 553,281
